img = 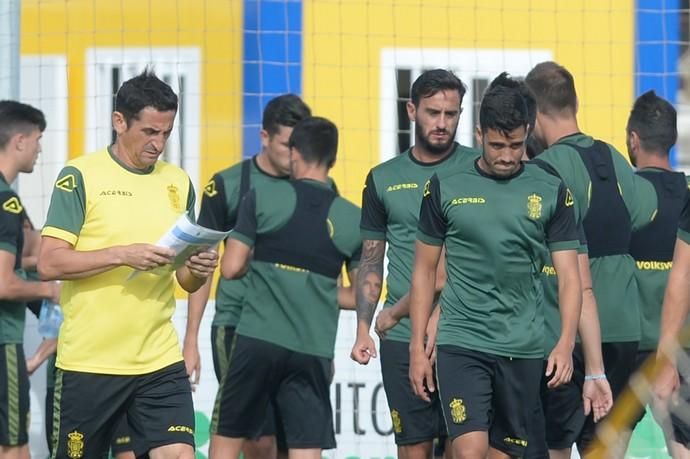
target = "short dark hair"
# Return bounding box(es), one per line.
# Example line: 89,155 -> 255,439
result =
489,73 -> 537,134
410,69 -> 466,107
518,80 -> 537,135
0,100 -> 46,150
114,68 -> 178,126
627,90 -> 677,154
262,94 -> 312,136
479,73 -> 529,135
525,61 -> 577,115
288,117 -> 338,168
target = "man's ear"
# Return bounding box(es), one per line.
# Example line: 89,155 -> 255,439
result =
112,111 -> 128,136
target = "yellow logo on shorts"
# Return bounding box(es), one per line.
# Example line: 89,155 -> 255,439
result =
449,398 -> 466,424
527,193 -> 542,220
504,436 -> 528,447
168,425 -> 194,435
114,435 -> 131,445
391,409 -> 402,433
67,430 -> 84,458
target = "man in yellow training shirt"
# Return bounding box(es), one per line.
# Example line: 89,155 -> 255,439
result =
38,70 -> 217,459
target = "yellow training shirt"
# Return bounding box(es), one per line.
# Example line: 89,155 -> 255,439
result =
42,148 -> 195,375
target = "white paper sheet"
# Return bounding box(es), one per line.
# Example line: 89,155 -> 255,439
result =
131,213 -> 230,278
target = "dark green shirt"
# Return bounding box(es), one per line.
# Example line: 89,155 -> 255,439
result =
198,157 -> 288,327
418,161 -> 579,358
360,143 -> 480,342
633,170 -> 690,350
0,177 -> 26,345
230,179 -> 361,359
536,134 -> 657,348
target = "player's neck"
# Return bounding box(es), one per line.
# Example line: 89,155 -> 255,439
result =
542,117 -> 580,148
292,163 -> 328,183
255,151 -> 284,176
635,151 -> 672,171
0,154 -> 20,184
411,144 -> 454,164
110,143 -> 149,171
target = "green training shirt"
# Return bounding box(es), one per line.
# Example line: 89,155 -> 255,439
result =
360,143 -> 480,342
632,169 -> 690,350
0,175 -> 26,344
418,161 -> 580,358
536,133 -> 657,347
230,179 -> 361,359
198,157 -> 288,327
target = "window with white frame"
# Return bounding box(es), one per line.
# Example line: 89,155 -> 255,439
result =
381,49 -> 553,162
85,48 -> 201,190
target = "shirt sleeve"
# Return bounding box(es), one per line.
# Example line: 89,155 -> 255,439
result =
416,174 -> 446,246
42,166 -> 86,245
545,183 -> 580,251
229,189 -> 257,247
198,174 -> 233,231
615,154 -> 659,231
186,178 -> 196,221
360,170 -> 387,240
577,223 -> 588,254
0,192 -> 23,255
678,191 -> 690,244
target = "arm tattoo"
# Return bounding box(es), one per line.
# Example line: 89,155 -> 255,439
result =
356,240 -> 385,326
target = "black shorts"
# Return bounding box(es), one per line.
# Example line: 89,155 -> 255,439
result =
523,364 -> 549,459
436,345 -> 542,457
110,416 -> 133,455
211,325 -> 279,440
212,334 -> 335,450
46,388 -> 132,456
0,344 -> 30,447
51,361 -> 194,458
380,339 -> 445,445
211,325 -> 237,383
541,341 -> 638,451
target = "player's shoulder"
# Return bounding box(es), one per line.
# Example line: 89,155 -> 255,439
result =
332,194 -> 361,216
524,162 -> 564,187
0,185 -> 23,219
213,160 -> 245,182
370,151 -> 411,177
254,177 -> 292,198
153,158 -> 191,182
65,148 -> 110,171
434,161 -> 476,183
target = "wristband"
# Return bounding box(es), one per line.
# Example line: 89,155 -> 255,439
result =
584,373 -> 607,381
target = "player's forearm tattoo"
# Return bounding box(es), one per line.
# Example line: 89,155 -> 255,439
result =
356,240 -> 385,326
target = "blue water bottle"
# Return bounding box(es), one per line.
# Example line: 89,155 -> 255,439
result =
38,300 -> 63,339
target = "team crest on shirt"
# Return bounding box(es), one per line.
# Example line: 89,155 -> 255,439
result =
527,193 -> 542,220
167,184 -> 182,211
204,179 -> 218,197
56,174 -> 77,192
449,398 -> 466,424
390,409 -> 402,433
67,430 -> 84,458
2,197 -> 22,214
565,188 -> 574,207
